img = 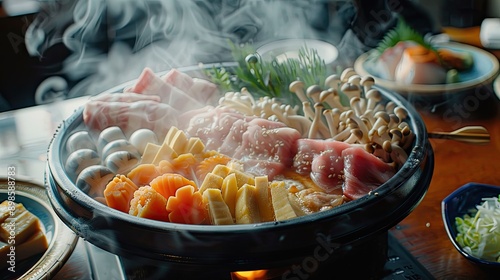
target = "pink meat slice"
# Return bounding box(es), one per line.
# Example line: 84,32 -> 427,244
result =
162,68 -> 194,92
342,147 -> 396,201
293,139 -> 351,175
184,107 -> 252,151
233,118 -> 301,179
310,149 -> 345,193
129,68 -> 204,110
188,78 -> 219,104
162,69 -> 219,104
83,99 -> 178,137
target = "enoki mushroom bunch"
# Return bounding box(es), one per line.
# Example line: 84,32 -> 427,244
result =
218,68 -> 414,168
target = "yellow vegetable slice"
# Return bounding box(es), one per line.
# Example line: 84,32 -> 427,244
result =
235,184 -> 260,224
152,142 -> 178,165
212,164 -> 231,178
163,126 -> 180,145
270,181 -> 297,221
139,143 -> 161,164
255,176 -> 274,222
169,130 -> 189,154
221,173 -> 238,218
203,189 -> 234,225
187,137 -> 205,154
198,173 -> 224,194
288,193 -> 306,217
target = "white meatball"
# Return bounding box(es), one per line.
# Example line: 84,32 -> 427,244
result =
66,131 -> 96,153
65,149 -> 101,181
105,151 -> 140,174
129,129 -> 158,155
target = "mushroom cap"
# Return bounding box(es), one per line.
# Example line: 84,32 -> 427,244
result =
374,111 -> 390,123
394,106 -> 408,120
340,67 -> 356,82
349,96 -> 362,107
245,54 -> 259,64
365,89 -> 381,101
324,74 -> 341,88
306,85 -> 322,98
360,76 -> 375,86
289,80 -> 305,92
340,82 -> 360,93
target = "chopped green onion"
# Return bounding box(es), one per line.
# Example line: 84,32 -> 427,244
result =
455,195 -> 500,262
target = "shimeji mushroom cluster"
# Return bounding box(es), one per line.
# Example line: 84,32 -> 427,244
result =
218,68 -> 414,169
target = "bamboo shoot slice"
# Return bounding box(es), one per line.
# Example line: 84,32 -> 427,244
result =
169,130 -> 189,154
203,189 -> 234,225
235,184 -> 261,224
255,176 -> 274,222
198,173 -> 224,194
139,143 -> 161,164
221,173 -> 238,218
270,181 -> 297,221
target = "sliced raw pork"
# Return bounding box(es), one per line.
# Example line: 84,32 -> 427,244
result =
293,139 -> 352,193
233,118 -> 301,179
342,147 -> 396,201
83,92 -> 178,138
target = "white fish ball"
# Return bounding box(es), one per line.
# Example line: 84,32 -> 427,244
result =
101,139 -> 140,161
65,149 -> 101,181
129,129 -> 158,155
97,126 -> 127,152
66,131 -> 96,153
104,151 -> 140,174
75,165 -> 115,198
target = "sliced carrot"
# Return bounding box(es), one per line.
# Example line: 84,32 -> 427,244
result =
103,175 -> 139,213
170,153 -> 197,178
129,186 -> 169,222
127,161 -> 175,187
166,185 -> 208,225
150,173 -> 197,199
196,153 -> 231,182
127,163 -> 161,187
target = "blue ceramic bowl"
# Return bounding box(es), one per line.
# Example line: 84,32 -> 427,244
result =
442,182 -> 500,270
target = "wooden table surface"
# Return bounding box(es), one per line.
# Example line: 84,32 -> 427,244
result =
389,88 -> 500,279
387,25 -> 500,280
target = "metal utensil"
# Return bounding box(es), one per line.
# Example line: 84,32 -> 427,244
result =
428,126 -> 490,144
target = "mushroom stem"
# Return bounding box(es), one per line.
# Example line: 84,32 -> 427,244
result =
289,81 -> 308,103
302,101 -> 314,121
287,115 -> 312,137
320,89 -> 345,111
383,140 -> 408,169
308,103 -> 329,139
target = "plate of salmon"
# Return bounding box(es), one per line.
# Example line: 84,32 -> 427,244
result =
354,20 -> 499,96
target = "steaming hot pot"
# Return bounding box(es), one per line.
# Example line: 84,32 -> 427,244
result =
45,65 -> 434,279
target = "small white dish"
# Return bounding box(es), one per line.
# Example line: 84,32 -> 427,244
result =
256,39 -> 338,66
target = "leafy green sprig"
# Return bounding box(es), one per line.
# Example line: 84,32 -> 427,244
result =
203,41 -> 331,108
375,17 -> 436,55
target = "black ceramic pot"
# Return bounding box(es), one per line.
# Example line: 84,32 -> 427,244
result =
45,65 -> 434,276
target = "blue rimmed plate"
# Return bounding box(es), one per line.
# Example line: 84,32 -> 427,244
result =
0,177 -> 78,279
354,42 -> 499,96
442,182 -> 500,270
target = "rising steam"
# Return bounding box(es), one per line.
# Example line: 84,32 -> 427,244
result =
26,0 -> 357,103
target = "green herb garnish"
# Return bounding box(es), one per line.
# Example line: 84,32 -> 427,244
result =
376,17 -> 435,55
203,41 -> 332,108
